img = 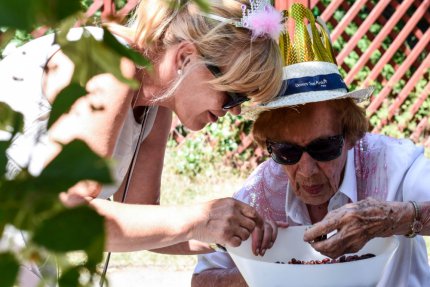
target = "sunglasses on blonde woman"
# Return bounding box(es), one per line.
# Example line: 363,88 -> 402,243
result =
205,64 -> 249,110
266,135 -> 344,165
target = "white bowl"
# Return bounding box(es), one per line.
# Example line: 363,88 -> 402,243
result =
226,226 -> 399,287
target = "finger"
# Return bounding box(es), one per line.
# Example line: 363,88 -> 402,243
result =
240,205 -> 264,228
59,192 -> 87,208
303,217 -> 339,242
234,226 -> 251,242
276,221 -> 289,228
251,226 -> 264,256
309,232 -> 346,259
269,221 -> 278,249
259,223 -> 274,255
239,217 -> 257,233
225,235 -> 242,248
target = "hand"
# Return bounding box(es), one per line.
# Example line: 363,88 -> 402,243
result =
303,198 -> 411,258
191,198 -> 264,248
59,180 -> 101,207
251,219 -> 288,256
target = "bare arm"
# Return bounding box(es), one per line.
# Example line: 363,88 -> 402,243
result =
303,198 -> 425,258
150,240 -> 213,255
90,197 -> 263,252
192,268 -> 247,287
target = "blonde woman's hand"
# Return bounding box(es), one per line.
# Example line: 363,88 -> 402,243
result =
190,198 -> 264,248
251,219 -> 289,256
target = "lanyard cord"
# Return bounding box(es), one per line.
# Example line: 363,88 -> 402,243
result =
99,106 -> 151,287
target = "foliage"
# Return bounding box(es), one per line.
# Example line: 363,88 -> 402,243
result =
168,114 -> 264,178
0,0 -> 150,286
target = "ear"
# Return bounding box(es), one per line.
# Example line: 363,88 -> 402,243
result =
175,41 -> 199,71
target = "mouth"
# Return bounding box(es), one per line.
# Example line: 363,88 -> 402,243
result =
301,184 -> 324,195
208,112 -> 219,123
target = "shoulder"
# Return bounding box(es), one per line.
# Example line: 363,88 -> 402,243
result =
356,133 -> 423,164
233,159 -> 288,221
233,159 -> 287,200
354,133 -> 426,201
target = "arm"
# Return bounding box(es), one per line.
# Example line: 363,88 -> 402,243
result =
150,240 -> 213,255
192,267 -> 247,287
305,148 -> 430,258
90,197 -> 263,252
304,198 -> 415,258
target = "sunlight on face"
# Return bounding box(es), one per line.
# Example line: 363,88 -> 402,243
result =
174,61 -> 231,131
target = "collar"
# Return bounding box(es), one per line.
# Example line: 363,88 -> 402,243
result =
285,148 -> 357,225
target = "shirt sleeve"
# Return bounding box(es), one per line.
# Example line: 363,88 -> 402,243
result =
193,252 -> 236,274
402,147 -> 430,202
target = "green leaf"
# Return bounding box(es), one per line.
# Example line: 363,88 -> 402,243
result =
33,205 -> 105,255
0,141 -> 9,177
48,83 -> 86,128
0,0 -> 82,30
102,28 -> 150,69
0,252 -> 19,287
34,140 -> 112,193
192,0 -> 211,13
57,28 -> 139,88
59,266 -> 81,287
0,102 -> 24,137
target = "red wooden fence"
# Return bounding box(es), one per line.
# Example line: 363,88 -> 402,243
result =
83,0 -> 430,157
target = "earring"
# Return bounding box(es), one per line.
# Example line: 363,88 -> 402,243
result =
177,69 -> 182,75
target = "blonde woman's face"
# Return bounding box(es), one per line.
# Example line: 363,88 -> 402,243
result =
173,62 -> 241,131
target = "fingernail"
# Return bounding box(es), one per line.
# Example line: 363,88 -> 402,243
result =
255,248 -> 259,255
261,249 -> 266,256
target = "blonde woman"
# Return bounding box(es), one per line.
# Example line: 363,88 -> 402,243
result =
0,0 -> 285,283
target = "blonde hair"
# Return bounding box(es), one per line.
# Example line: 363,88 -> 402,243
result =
124,0 -> 283,103
252,99 -> 369,148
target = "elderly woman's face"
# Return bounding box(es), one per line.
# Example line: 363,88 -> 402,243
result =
277,102 -> 349,206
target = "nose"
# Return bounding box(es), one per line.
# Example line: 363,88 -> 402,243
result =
228,105 -> 241,115
297,152 -> 319,177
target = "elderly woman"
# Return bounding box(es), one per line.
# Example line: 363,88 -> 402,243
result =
192,4 -> 430,287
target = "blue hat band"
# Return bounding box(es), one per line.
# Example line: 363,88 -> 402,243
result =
279,73 -> 348,98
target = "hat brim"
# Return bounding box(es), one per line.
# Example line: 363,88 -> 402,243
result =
243,86 -> 374,119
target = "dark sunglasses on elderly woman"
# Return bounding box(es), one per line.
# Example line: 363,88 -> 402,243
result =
266,135 -> 344,165
205,64 -> 250,110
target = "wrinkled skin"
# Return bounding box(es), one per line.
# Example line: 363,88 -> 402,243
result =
304,197 -> 412,258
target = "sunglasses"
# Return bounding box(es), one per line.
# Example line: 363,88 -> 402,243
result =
266,135 -> 344,165
205,64 -> 250,110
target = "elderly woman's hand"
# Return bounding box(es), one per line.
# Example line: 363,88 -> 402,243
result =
251,219 -> 288,256
303,198 -> 412,258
